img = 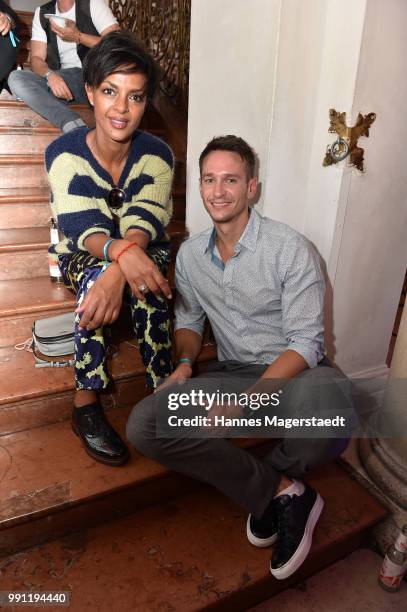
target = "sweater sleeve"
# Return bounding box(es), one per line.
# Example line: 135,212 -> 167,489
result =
45,143 -> 116,251
119,141 -> 174,241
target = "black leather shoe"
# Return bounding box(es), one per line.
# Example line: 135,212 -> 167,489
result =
270,484 -> 324,580
247,500 -> 278,547
71,403 -> 130,466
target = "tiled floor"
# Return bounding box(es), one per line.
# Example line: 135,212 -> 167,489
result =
250,548 -> 407,612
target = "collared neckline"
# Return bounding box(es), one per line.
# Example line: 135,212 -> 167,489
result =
203,207 -> 261,257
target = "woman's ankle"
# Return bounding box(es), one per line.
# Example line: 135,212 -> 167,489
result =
74,389 -> 98,408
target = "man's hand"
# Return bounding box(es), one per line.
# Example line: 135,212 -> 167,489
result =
47,72 -> 73,100
76,264 -> 126,330
117,243 -> 172,302
204,402 -> 243,434
0,12 -> 12,35
154,362 -> 193,393
50,18 -> 80,43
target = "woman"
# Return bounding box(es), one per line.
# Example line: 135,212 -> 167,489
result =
45,31 -> 174,466
0,0 -> 19,93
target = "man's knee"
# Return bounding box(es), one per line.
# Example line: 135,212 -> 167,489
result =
7,69 -> 23,94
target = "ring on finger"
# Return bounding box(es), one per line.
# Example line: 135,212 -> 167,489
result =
138,284 -> 148,294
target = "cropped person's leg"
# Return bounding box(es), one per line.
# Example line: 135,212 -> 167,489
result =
130,245 -> 173,388
0,37 -> 18,88
8,69 -> 84,131
57,68 -> 88,132
126,383 -> 281,516
256,363 -> 353,579
264,364 -> 353,476
59,252 -> 129,465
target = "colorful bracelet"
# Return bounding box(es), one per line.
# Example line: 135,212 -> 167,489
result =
103,238 -> 115,262
178,357 -> 193,367
115,241 -> 136,262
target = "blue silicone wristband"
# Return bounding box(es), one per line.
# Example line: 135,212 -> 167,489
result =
103,238 -> 114,262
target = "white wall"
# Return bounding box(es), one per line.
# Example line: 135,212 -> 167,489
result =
9,0 -> 39,11
186,0 -> 407,376
264,0 -> 367,264
186,0 -> 281,234
331,0 -> 407,376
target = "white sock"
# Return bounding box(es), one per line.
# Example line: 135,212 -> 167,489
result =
275,479 -> 305,498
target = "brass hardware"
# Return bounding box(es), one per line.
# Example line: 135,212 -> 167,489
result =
323,109 -> 376,171
109,0 -> 191,110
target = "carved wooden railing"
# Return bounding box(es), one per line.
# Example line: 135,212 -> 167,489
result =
109,0 -> 190,112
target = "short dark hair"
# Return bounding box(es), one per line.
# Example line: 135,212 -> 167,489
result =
199,135 -> 256,179
82,30 -> 159,100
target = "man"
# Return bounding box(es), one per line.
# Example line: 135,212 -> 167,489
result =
126,136 -> 352,579
0,0 -> 19,93
8,0 -> 119,132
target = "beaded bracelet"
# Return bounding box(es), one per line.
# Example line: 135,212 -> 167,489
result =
115,241 -> 137,262
103,238 -> 115,262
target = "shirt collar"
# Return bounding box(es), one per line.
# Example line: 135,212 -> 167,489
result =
203,207 -> 261,255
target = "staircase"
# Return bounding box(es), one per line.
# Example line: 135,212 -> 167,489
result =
0,12 -> 387,612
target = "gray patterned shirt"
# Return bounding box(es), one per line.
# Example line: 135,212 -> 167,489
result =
174,208 -> 325,368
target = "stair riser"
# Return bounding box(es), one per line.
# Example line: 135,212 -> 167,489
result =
0,305 -> 73,348
0,106 -> 95,129
0,249 -> 48,281
0,202 -> 51,230
0,133 -> 58,155
0,164 -> 49,190
0,376 -> 149,437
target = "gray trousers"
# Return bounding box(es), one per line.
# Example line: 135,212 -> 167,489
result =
126,361 -> 352,518
8,67 -> 88,131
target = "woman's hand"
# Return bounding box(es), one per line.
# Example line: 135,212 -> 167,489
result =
50,18 -> 81,43
76,263 -> 126,330
0,12 -> 12,36
114,242 -> 172,302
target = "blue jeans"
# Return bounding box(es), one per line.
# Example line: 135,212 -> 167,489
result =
8,67 -> 88,131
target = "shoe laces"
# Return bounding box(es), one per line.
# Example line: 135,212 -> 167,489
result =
274,496 -> 298,550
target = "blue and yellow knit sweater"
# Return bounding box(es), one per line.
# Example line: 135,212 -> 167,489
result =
45,127 -> 174,258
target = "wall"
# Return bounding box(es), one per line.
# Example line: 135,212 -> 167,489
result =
187,0 -> 407,376
9,0 -> 38,10
331,0 -> 407,376
186,0 -> 281,234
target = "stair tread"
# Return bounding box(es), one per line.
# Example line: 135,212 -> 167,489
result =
0,226 -> 50,250
0,410 -> 259,529
0,276 -> 75,318
0,340 -> 144,407
0,187 -> 49,203
0,222 -> 186,251
0,461 -> 387,611
0,339 -> 215,407
0,184 -> 184,203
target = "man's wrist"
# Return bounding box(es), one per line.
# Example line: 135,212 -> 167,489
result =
44,70 -> 54,82
177,356 -> 194,368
